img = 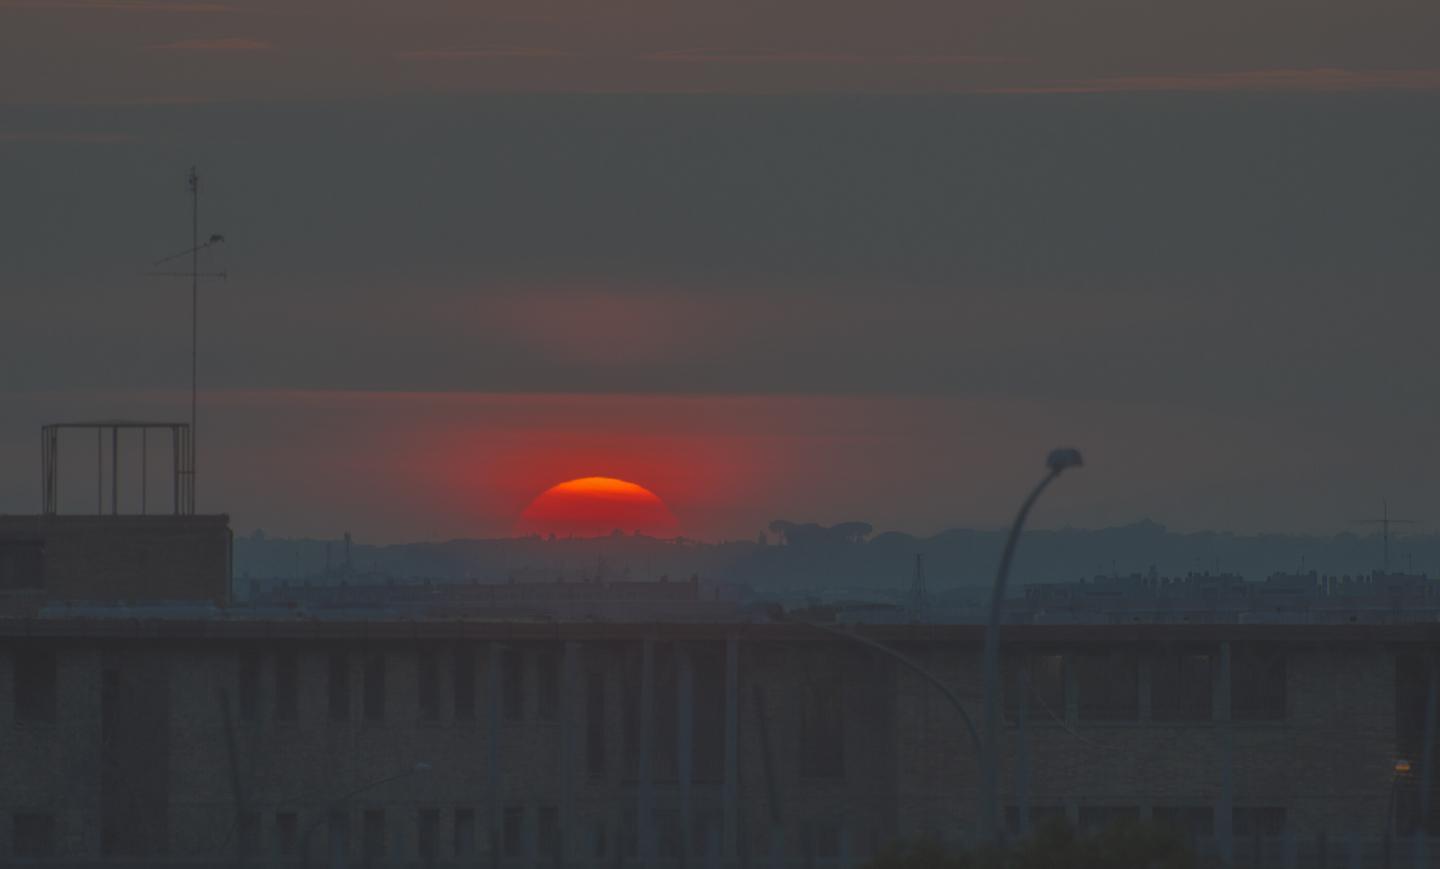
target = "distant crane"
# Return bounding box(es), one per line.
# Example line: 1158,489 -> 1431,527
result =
910,553 -> 929,622
1354,500 -> 1419,573
146,166 -> 226,512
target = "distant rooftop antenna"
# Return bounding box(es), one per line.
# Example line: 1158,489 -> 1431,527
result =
1354,499 -> 1419,573
910,553 -> 929,622
145,166 -> 226,512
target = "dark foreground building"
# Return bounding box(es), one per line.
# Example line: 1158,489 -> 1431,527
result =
2,484 -> 1436,867
1,613 -> 1437,867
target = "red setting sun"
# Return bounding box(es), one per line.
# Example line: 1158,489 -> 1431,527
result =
516,477 -> 679,538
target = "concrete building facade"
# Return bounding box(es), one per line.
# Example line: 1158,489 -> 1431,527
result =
0,619 -> 1433,867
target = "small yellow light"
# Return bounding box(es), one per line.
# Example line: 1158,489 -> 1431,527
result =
1395,759 -> 1413,775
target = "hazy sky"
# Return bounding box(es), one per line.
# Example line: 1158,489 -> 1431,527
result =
2,0 -> 1438,540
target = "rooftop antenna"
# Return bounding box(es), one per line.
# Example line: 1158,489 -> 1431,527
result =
146,166 -> 226,512
910,553 -> 929,623
1354,499 -> 1418,573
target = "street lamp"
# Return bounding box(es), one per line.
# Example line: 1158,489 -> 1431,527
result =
980,448 -> 1084,845
1385,758 -> 1413,869
299,762 -> 432,869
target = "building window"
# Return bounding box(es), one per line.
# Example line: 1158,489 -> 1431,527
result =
621,649 -> 642,780
593,819 -> 608,859
1077,806 -> 1138,835
1004,653 -> 1065,721
692,809 -> 723,859
692,651 -> 726,783
1004,805 -> 1067,837
1153,806 -> 1214,838
328,652 -> 350,721
538,805 -> 560,859
14,649 -> 57,723
502,806 -> 524,858
537,649 -> 560,722
586,670 -> 606,781
238,652 -> 260,722
798,675 -> 845,779
453,808 -> 476,859
327,810 -> 350,860
454,648 -> 475,721
364,653 -> 386,722
0,540 -> 44,590
362,809 -> 386,860
239,811 -> 261,859
275,651 -> 299,722
13,812 -> 55,858
275,812 -> 299,857
1151,651 -> 1213,721
418,808 -> 440,863
655,808 -> 681,859
1232,647 -> 1286,720
620,806 -> 638,859
501,648 -> 524,721
1074,651 -> 1139,721
1233,806 -> 1286,838
418,650 -> 440,722
653,648 -> 679,782
802,817 -> 841,860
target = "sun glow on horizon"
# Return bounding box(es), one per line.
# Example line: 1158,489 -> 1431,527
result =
516,476 -> 679,538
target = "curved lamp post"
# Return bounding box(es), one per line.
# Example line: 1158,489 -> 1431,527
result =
1385,758 -> 1413,869
980,448 -> 1083,845
299,761 -> 432,869
780,616 -> 985,836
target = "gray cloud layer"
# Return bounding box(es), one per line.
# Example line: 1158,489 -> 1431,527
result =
2,94 -> 1438,536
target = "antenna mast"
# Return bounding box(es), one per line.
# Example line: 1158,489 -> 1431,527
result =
146,166 -> 226,512
189,167 -> 197,506
910,553 -> 929,623
1354,500 -> 1419,573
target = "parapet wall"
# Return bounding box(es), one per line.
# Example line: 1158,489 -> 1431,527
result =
0,515 -> 231,609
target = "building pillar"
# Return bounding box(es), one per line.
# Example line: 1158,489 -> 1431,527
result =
1216,641 -> 1234,865
488,642 -> 502,869
1062,652 -> 1078,726
768,827 -> 785,869
525,802 -> 538,869
562,641 -> 580,866
1415,653 -> 1438,869
1016,667 -> 1031,839
679,646 -> 695,865
723,635 -> 739,860
639,638 -> 656,865
1137,655 -> 1153,722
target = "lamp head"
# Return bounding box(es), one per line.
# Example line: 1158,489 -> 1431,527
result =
1046,448 -> 1084,474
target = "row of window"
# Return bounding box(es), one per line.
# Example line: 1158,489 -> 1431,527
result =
1004,647 -> 1287,722
1003,805 -> 1288,838
239,805 -> 715,862
236,806 -> 535,861
238,648 -> 561,724
7,804 -> 1292,861
4,646 -> 1288,727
